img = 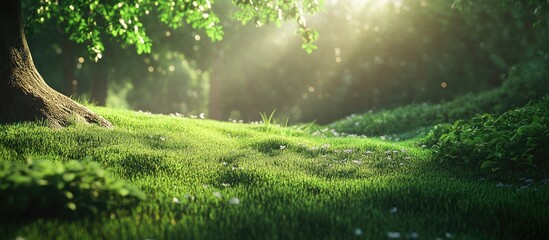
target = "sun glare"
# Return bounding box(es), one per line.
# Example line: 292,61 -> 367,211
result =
335,0 -> 401,14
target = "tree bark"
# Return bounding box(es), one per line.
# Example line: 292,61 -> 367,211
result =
0,0 -> 112,128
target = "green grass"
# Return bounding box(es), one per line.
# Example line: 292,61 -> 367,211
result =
0,107 -> 548,239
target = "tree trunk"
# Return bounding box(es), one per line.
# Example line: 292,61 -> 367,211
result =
208,72 -> 223,120
208,57 -> 223,120
90,60 -> 108,106
61,36 -> 77,97
0,0 -> 112,128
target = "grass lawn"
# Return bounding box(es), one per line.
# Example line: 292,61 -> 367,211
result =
0,107 -> 548,239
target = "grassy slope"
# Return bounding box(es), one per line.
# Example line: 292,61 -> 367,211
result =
0,107 -> 548,239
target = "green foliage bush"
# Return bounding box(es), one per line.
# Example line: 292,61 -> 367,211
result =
0,159 -> 145,221
330,55 -> 549,136
425,97 -> 549,172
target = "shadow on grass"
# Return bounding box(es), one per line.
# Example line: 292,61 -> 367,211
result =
250,138 -> 290,157
2,169 -> 547,239
118,152 -> 171,178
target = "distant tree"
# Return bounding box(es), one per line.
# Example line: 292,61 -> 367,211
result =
0,0 -> 321,127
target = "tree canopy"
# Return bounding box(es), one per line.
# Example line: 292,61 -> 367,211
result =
24,0 -> 323,61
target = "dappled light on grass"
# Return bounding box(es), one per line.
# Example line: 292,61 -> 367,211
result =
0,106 -> 547,239
228,197 -> 241,205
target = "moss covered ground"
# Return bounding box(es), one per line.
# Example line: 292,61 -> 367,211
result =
0,107 -> 547,239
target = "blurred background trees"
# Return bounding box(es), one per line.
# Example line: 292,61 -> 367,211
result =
27,0 -> 549,124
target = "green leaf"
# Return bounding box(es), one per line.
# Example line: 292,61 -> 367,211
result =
67,202 -> 77,211
118,188 -> 130,196
8,175 -> 32,184
63,173 -> 76,182
480,160 -> 497,170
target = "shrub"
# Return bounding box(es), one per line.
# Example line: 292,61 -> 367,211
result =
330,54 -> 549,136
0,158 -> 145,221
425,97 -> 549,172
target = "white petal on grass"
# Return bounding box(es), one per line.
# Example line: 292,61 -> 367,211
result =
407,232 -> 419,239
172,197 -> 180,204
213,192 -> 222,198
387,231 -> 401,238
389,207 -> 398,214
228,197 -> 240,205
280,145 -> 286,150
496,182 -> 511,187
354,228 -> 363,236
221,183 -> 230,187
184,194 -> 195,201
445,232 -> 454,238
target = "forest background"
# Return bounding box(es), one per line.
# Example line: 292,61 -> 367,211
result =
27,0 -> 548,124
